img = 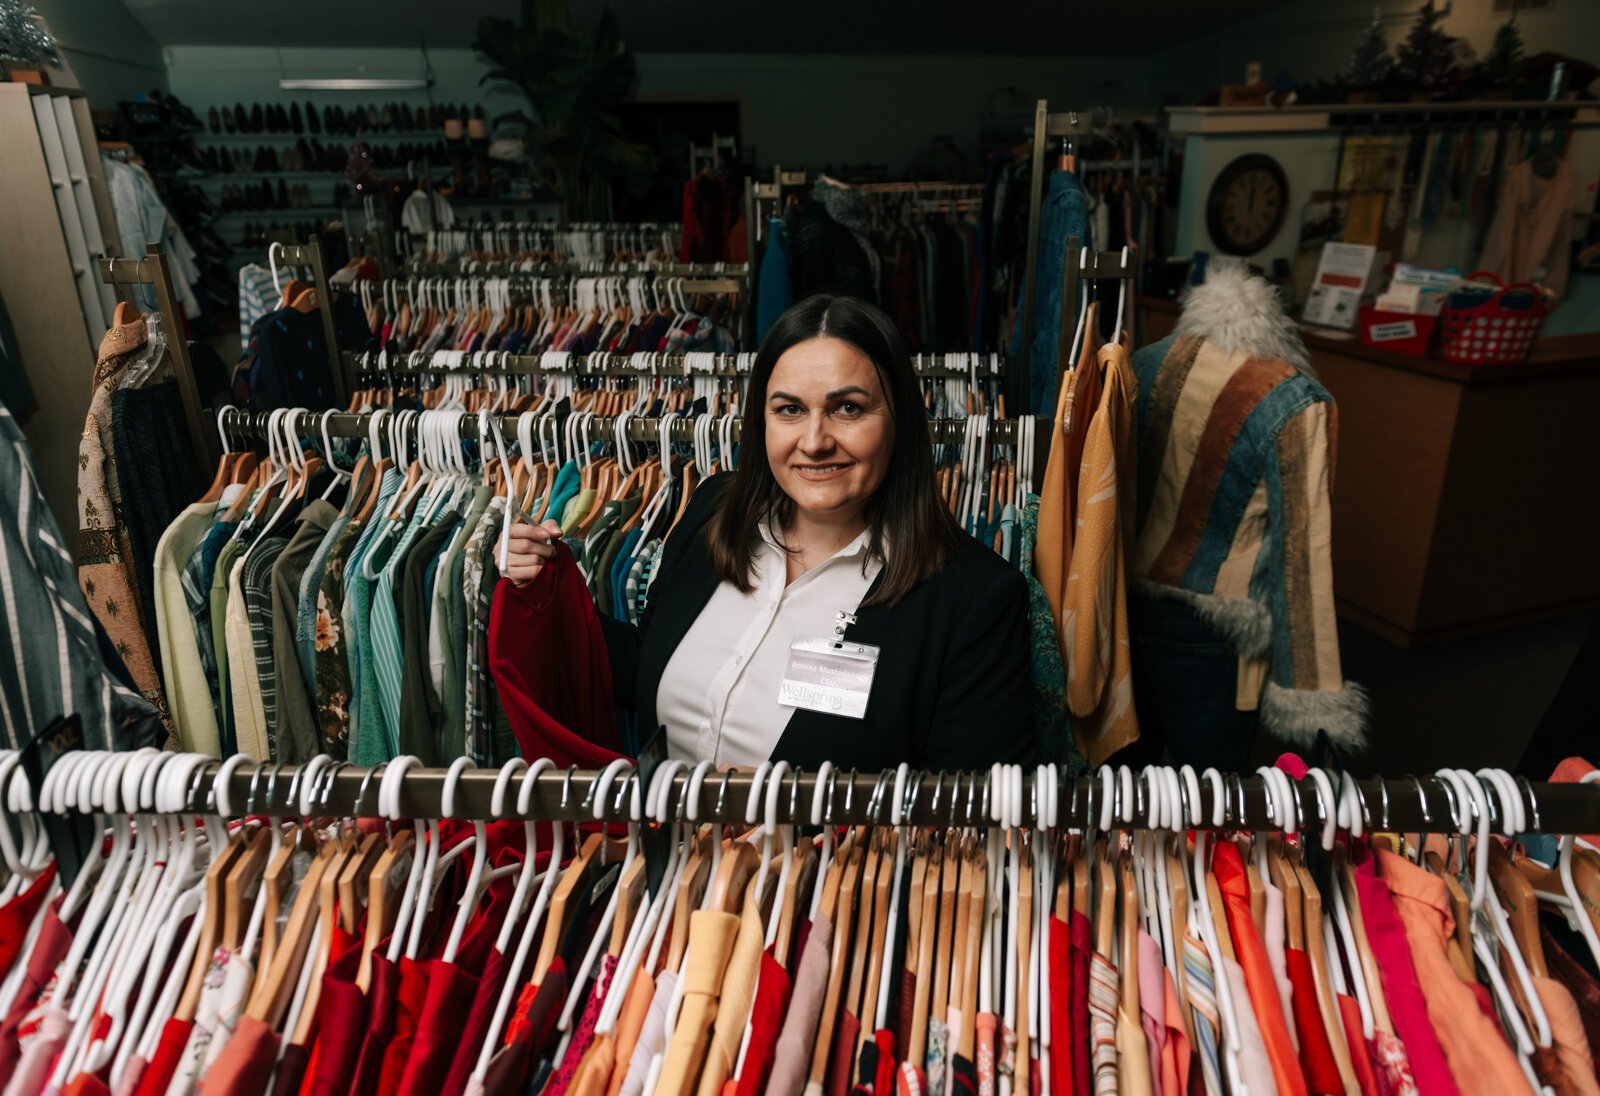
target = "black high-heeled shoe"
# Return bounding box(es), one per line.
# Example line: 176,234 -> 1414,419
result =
222,105 -> 236,134
306,101 -> 321,135
290,103 -> 303,134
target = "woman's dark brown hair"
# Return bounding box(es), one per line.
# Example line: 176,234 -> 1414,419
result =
706,294 -> 962,606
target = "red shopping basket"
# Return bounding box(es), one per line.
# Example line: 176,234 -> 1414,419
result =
1439,271 -> 1548,365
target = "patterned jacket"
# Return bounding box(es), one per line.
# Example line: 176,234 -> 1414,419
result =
1129,270 -> 1366,748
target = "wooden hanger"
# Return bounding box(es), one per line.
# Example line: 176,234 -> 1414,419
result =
290,831 -> 360,1046
1487,838 -> 1547,979
929,828 -> 961,1039
908,839 -> 941,1068
808,840 -> 863,1090
1205,868 -> 1235,964
1094,835 -> 1118,959
774,842 -> 817,970
253,823 -> 309,991
608,855 -> 648,959
1295,853 -> 1360,1092
958,846 -> 985,1060
173,821 -> 250,1022
844,830 -> 882,1033
667,828 -> 712,971
1429,849 -> 1478,983
249,836 -> 337,1028
222,825 -> 272,952
708,836 -> 759,915
359,827 -> 415,992
1267,836 -> 1305,950
1119,852 -> 1140,1014
534,831 -> 605,986
856,830 -> 897,1057
336,831 -> 385,936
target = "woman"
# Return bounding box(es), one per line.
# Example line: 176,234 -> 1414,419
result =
504,295 -> 1034,770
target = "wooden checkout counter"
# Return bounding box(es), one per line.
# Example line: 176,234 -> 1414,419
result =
1137,295 -> 1600,648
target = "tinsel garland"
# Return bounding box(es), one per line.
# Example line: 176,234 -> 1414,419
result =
0,0 -> 61,67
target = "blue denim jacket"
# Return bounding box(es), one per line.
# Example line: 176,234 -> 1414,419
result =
1012,170 -> 1092,414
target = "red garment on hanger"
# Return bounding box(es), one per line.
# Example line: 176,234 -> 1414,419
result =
489,544 -> 623,767
1213,840 -> 1309,1096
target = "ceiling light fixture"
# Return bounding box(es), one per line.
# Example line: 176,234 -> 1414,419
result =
275,40 -> 435,92
278,77 -> 430,90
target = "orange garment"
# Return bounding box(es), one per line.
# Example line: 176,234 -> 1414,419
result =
1033,309 -> 1102,680
604,969 -> 655,1096
1213,840 -> 1308,1096
569,1034 -> 617,1096
1375,849 -> 1533,1096
1161,971 -> 1191,1096
1533,977 -> 1600,1096
1061,340 -> 1139,760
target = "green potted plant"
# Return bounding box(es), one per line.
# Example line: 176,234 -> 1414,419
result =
473,0 -> 652,220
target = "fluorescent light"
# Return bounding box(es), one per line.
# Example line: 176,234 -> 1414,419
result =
278,77 -> 431,90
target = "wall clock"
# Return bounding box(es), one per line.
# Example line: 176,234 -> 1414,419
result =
1206,153 -> 1289,256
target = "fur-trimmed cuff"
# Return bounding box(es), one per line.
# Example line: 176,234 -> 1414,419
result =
1130,578 -> 1273,658
1260,679 -> 1369,750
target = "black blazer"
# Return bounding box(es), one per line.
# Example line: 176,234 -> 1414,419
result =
599,474 -> 1036,770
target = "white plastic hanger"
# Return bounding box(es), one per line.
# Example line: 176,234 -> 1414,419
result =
1191,766 -> 1249,1094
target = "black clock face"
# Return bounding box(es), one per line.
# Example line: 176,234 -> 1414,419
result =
1206,154 -> 1289,256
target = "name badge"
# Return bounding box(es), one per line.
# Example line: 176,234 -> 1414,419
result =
779,635 -> 880,720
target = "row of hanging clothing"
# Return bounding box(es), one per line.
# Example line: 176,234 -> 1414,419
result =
113,345 -> 1057,771
417,224 -> 683,269
753,176 -> 987,355
3,754 -> 1600,1096
354,272 -> 746,362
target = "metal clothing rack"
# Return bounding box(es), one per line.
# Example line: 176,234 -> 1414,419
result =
1016,101 -> 1095,397
340,349 -> 1005,381
79,759 -> 1600,834
269,239 -> 345,409
219,407 -> 1043,450
381,263 -> 749,300
97,244 -> 214,471
1056,233 -> 1138,386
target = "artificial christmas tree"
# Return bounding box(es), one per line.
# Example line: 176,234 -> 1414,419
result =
1395,0 -> 1458,96
1346,10 -> 1394,91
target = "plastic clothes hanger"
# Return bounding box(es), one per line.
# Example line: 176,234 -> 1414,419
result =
1111,246 -> 1131,345
550,765 -> 641,1072
474,762 -> 572,1083
1190,766 -> 1249,1093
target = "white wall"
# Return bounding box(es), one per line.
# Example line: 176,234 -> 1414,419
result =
165,45 -> 1153,175
32,0 -> 168,107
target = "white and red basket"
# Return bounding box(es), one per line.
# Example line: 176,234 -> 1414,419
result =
1439,271 -> 1548,365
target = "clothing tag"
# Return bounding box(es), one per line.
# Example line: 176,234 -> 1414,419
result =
779,635 -> 880,720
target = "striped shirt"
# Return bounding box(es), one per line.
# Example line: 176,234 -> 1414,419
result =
340,470 -> 403,764
1130,331 -> 1357,747
241,537 -> 288,758
368,503 -> 437,756
1183,932 -> 1224,1096
238,264 -> 278,332
0,402 -> 158,750
1087,951 -> 1120,1096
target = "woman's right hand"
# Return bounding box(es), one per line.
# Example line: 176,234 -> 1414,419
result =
504,520 -> 564,586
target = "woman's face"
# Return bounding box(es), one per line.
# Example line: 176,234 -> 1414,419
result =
765,336 -> 895,526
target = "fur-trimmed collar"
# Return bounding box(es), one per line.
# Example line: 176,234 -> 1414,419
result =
1176,265 -> 1312,376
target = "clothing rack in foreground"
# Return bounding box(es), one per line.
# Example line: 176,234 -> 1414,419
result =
97,245 -> 213,471
60,759 -> 1600,834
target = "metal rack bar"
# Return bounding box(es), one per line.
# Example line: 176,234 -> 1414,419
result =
218,408 -> 1042,447
97,245 -> 215,471
341,350 -> 1004,380
101,761 -> 1600,834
